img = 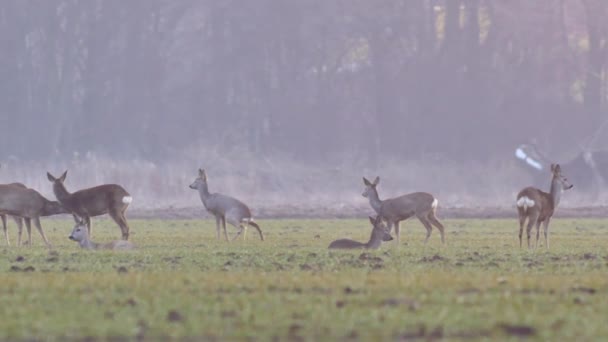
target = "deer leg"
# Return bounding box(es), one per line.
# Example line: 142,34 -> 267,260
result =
392,221 -> 400,244
118,210 -> 131,240
417,214 -> 434,244
83,216 -> 93,239
23,218 -> 32,247
526,212 -> 539,249
226,217 -> 245,241
518,213 -> 526,248
427,210 -> 446,244
1,215 -> 9,246
542,218 -> 551,249
214,216 -> 222,240
14,217 -> 23,247
33,217 -> 51,247
231,224 -> 247,241
248,221 -> 264,241
221,216 -> 230,241
534,219 -> 542,249
109,210 -> 129,240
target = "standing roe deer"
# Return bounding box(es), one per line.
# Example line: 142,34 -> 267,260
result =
328,215 -> 393,249
69,220 -> 134,250
189,169 -> 264,241
516,163 -> 573,249
0,183 -> 68,247
362,176 -> 445,245
47,171 -> 133,240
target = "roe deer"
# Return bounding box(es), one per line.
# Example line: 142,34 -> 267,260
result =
362,176 -> 445,245
47,171 -> 133,240
328,215 -> 393,249
69,220 -> 134,250
0,183 -> 68,247
1,183 -> 26,246
189,169 -> 264,241
516,163 -> 573,249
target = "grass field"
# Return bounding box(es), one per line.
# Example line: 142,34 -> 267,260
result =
1,217 -> 607,341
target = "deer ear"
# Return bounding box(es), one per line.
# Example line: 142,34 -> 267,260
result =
59,170 -> 68,182
363,177 -> 372,186
47,172 -> 56,182
373,176 -> 380,186
369,216 -> 375,225
199,169 -> 207,180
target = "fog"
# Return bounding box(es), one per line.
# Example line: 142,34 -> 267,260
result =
1,1 -> 608,212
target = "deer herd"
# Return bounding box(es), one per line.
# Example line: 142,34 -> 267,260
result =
0,164 -> 573,251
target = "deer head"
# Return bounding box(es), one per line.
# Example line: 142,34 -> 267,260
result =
189,168 -> 208,190
369,215 -> 393,242
551,164 -> 573,190
68,220 -> 88,242
362,176 -> 380,198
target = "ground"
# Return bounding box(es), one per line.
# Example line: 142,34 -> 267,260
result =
1,217 -> 607,341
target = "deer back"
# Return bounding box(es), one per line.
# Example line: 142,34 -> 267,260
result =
0,185 -> 47,217
61,184 -> 130,216
328,238 -> 366,249
517,187 -> 554,219
102,240 -> 135,251
204,193 -> 252,218
381,192 -> 436,221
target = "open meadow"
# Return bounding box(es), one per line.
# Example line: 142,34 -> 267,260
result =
1,217 -> 607,341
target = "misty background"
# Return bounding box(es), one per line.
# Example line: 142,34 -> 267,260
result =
1,1 -> 607,212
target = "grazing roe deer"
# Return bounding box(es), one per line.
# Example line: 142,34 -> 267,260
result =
69,220 -> 134,250
328,215 -> 393,249
362,176 -> 445,245
516,163 -> 573,249
47,171 -> 133,240
0,183 -> 68,247
189,169 -> 264,241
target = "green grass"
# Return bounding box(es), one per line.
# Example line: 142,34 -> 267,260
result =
1,218 -> 607,341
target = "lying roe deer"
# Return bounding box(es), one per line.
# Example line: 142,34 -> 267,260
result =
47,171 -> 133,240
516,163 -> 573,249
189,169 -> 264,241
0,183 -> 68,247
328,215 -> 393,249
1,183 -> 26,246
69,220 -> 134,250
362,176 -> 445,245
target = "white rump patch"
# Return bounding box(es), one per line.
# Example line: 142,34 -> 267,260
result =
122,196 -> 133,204
516,196 -> 535,210
431,198 -> 438,209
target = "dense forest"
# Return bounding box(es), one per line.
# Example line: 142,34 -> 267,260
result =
1,1 -> 607,208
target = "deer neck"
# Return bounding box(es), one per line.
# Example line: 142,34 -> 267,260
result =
198,184 -> 211,206
79,236 -> 97,250
365,230 -> 382,249
41,199 -> 67,216
368,188 -> 383,214
53,183 -> 72,202
549,177 -> 562,209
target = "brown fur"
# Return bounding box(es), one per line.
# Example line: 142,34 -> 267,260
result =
516,164 -> 573,249
48,171 -> 132,240
0,183 -> 68,247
